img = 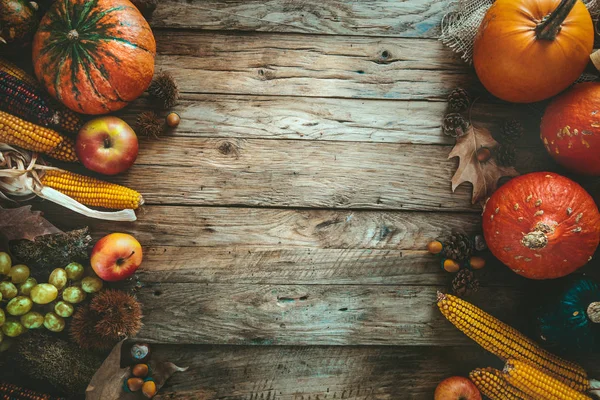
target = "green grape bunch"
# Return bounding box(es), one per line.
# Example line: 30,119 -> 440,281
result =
0,251 -> 104,348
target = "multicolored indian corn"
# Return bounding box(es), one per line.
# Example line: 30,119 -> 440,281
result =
0,381 -> 65,399
469,367 -> 534,400
504,359 -> 592,400
437,292 -> 590,392
0,110 -> 78,162
40,170 -> 144,210
0,58 -> 83,135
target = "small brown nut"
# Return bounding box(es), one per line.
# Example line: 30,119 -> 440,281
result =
427,240 -> 443,255
442,259 -> 460,273
166,112 -> 181,128
127,377 -> 144,392
142,380 -> 157,398
476,147 -> 491,162
133,363 -> 149,378
469,256 -> 486,270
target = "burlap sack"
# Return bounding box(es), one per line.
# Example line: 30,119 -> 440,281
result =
440,0 -> 600,63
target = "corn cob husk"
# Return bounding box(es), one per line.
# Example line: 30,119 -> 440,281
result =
470,367 -> 534,400
0,110 -> 78,162
0,381 -> 65,400
504,359 -> 593,400
0,144 -> 140,221
0,58 -> 83,135
437,292 -> 594,392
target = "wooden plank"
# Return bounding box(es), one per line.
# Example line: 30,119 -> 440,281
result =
85,138 -> 568,211
135,284 -> 525,346
151,0 -> 452,38
41,204 -> 482,250
120,94 -> 540,145
151,345 -> 498,399
154,31 -> 473,100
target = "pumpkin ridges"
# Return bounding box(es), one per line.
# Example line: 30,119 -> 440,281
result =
33,0 -> 155,114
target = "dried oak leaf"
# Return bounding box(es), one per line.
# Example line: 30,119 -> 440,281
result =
449,125 -> 519,204
0,205 -> 61,241
86,340 -> 188,400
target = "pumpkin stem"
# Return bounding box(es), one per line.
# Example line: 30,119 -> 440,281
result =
535,0 -> 578,41
587,302 -> 600,323
521,230 -> 548,249
67,30 -> 79,42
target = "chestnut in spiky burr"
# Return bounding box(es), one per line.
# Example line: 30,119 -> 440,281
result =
147,71 -> 179,109
70,305 -> 111,351
136,111 -> 164,138
91,290 -> 143,340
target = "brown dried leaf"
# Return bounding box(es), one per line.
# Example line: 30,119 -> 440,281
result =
86,341 -> 188,400
449,125 -> 519,204
0,205 -> 62,241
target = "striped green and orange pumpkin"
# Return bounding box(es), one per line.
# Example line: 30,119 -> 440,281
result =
32,0 -> 156,115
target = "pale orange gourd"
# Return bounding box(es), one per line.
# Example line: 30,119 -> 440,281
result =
473,0 -> 594,103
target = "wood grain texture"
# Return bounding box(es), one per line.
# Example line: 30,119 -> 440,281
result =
151,345 -> 498,399
41,205 -> 482,249
81,138 -> 571,211
39,203 -> 523,286
120,94 -> 540,145
150,0 -> 452,38
135,284 -> 525,346
154,31 -> 473,100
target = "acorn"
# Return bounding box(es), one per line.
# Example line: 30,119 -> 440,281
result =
125,377 -> 144,392
427,240 -> 443,255
442,259 -> 460,273
476,147 -> 491,162
166,112 -> 180,128
133,363 -> 150,378
130,343 -> 151,363
469,256 -> 486,270
142,380 -> 157,398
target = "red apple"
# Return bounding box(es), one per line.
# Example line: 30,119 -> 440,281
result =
91,233 -> 143,282
76,116 -> 138,175
434,376 -> 481,400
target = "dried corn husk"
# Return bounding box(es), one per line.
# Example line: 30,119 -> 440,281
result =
0,143 -> 138,221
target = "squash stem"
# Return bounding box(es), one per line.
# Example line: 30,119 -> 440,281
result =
535,0 -> 578,41
587,302 -> 600,323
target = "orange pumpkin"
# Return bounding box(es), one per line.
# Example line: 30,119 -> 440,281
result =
482,172 -> 600,279
32,0 -> 156,115
541,82 -> 600,175
473,0 -> 593,103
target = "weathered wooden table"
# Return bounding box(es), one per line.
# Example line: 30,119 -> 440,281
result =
26,0 -> 600,398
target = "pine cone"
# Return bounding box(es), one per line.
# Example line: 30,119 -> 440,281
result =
500,119 -> 523,143
495,144 -> 517,167
448,88 -> 470,112
441,232 -> 473,262
442,113 -> 469,138
452,269 -> 479,297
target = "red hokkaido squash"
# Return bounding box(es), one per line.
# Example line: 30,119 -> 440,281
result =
32,0 -> 156,115
473,0 -> 594,103
482,172 -> 600,279
541,82 -> 600,175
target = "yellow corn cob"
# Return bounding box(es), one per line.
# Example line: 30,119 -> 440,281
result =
46,136 -> 78,162
0,110 -> 78,162
0,58 -> 40,88
437,292 -> 589,392
40,170 -> 144,210
470,368 -> 534,400
504,359 -> 592,400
